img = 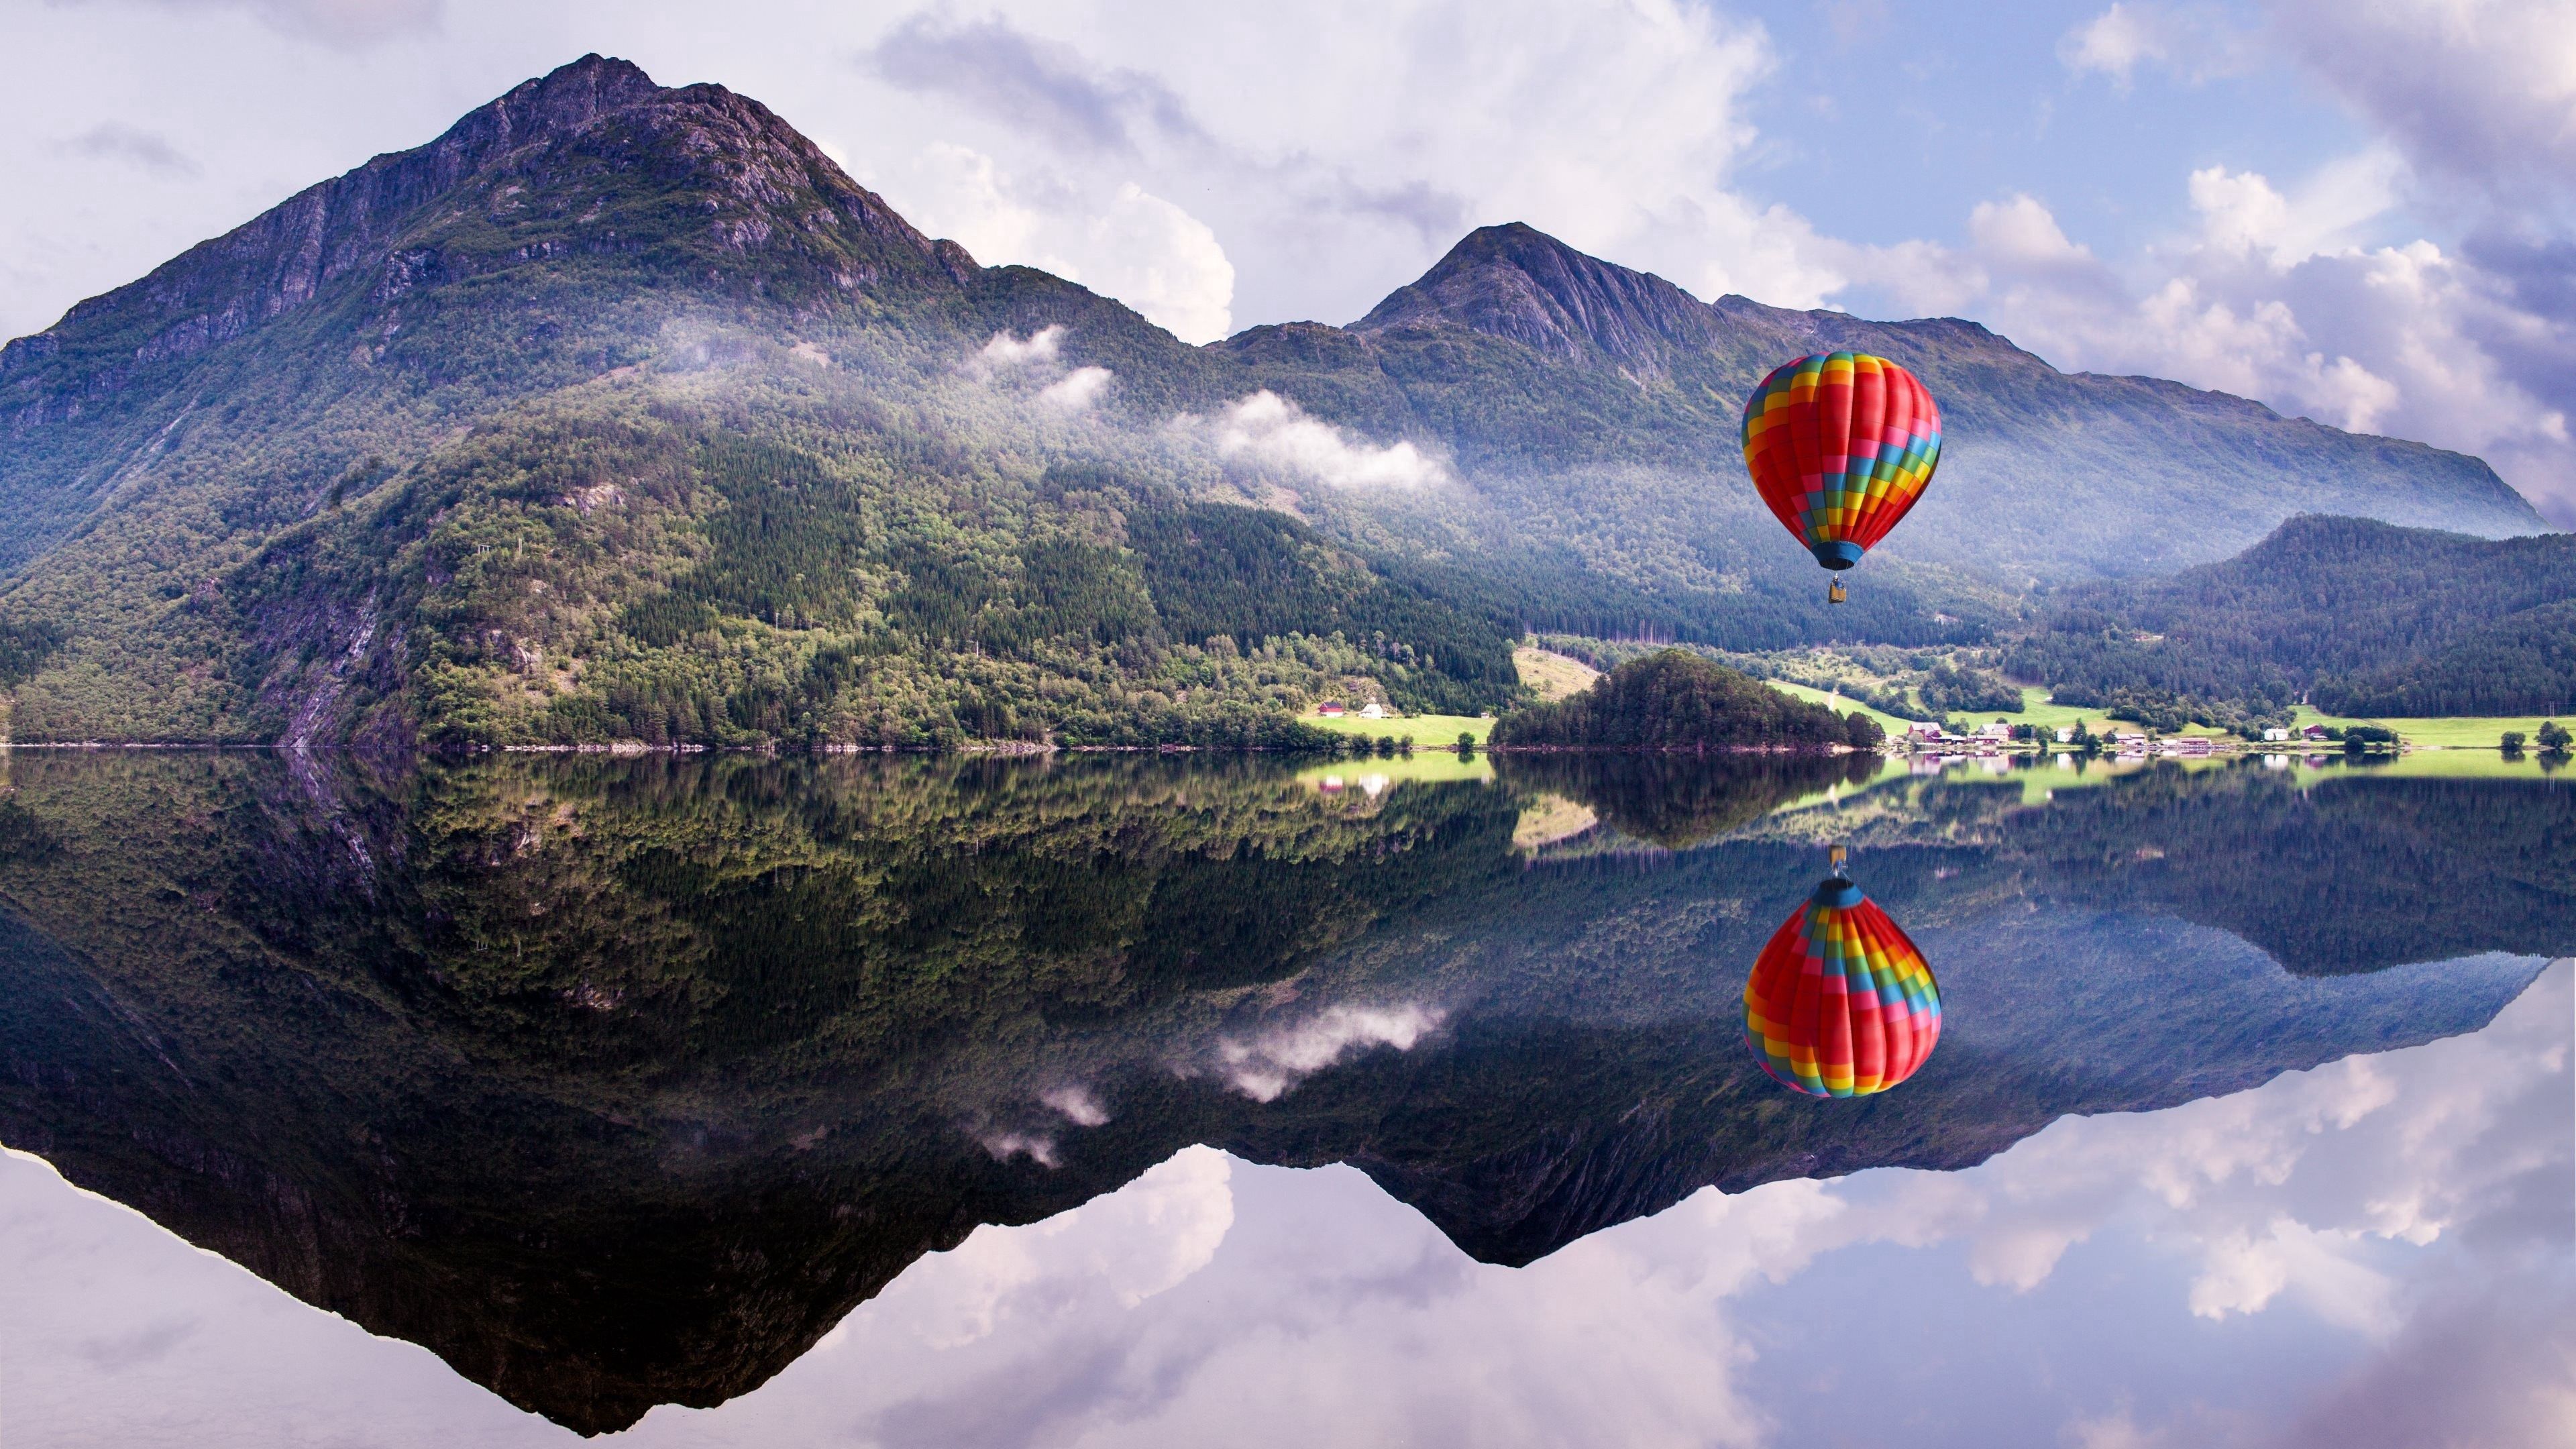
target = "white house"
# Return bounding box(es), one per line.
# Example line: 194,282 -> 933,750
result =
2262,727 -> 2292,742
2055,726 -> 2077,743
1357,702 -> 1386,720
1978,721 -> 2012,741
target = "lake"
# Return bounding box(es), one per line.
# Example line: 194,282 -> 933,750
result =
1,749 -> 2569,1446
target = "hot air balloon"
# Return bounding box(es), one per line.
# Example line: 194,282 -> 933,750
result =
1743,848 -> 1941,1097
1741,352 -> 1943,604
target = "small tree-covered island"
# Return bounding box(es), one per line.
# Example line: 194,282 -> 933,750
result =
1489,650 -> 1884,751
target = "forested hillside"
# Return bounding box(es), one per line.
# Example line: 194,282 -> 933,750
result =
2005,515 -> 2576,718
0,55 -> 2552,747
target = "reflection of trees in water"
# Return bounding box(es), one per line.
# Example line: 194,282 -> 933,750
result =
0,752 -> 1532,1432
1493,752 -> 1880,849
2006,765 -> 2576,973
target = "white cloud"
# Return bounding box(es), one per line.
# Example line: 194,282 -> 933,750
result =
896,145 -> 1234,343
2263,0 -> 2576,202
1041,1084 -> 1111,1126
865,0 -> 1836,322
961,326 -> 1116,415
1079,183 -> 1234,343
1847,166 -> 2576,522
1185,392 -> 1450,492
977,1130 -> 1059,1168
1036,365 -> 1112,410
89,0 -> 443,47
2061,3 -> 2168,85
2059,3 -> 2259,87
1208,1001 -> 1444,1102
967,325 -> 1064,375
57,123 -> 201,178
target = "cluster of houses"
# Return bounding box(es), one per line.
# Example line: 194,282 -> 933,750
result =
1900,719 -> 2025,757
1316,700 -> 1387,720
1900,718 -> 2345,761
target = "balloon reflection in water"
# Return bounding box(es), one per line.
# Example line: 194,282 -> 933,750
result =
1743,855 -> 1941,1097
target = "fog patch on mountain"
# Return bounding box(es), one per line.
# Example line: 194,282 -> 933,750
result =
1184,392 -> 1450,493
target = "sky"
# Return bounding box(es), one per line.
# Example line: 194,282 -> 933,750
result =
5,962 -> 2566,1445
3,0 -> 2573,523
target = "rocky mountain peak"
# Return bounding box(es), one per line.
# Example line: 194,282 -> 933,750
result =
1,55 -> 973,410
1352,222 -> 1723,369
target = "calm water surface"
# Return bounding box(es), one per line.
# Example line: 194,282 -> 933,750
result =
1,750 -> 2569,1446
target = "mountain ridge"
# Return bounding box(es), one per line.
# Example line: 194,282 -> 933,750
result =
0,54 -> 2555,749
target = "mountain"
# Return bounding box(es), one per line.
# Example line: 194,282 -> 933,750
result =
1233,221 -> 2542,582
2005,514 -> 2576,718
0,752 -> 2557,1430
0,56 -> 2552,749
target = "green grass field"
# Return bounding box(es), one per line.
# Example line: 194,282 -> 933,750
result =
2284,705 -> 2568,750
1513,646 -> 1601,702
1761,680 -> 1918,736
2004,687 -> 2241,738
1303,710 -> 1495,746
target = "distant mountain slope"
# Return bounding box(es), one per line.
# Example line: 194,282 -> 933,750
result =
1244,223 -> 2542,586
0,56 -> 2553,747
2004,514 -> 2576,716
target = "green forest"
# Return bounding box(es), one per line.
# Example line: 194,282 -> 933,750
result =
2004,515 -> 2576,720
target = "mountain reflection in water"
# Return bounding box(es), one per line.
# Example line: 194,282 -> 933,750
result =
0,751 -> 2567,1438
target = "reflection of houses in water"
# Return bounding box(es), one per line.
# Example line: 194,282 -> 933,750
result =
2264,753 -> 2292,769
1976,754 -> 2012,775
2158,737 -> 2213,758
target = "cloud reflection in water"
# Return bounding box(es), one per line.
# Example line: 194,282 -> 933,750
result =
5,966 -> 2563,1447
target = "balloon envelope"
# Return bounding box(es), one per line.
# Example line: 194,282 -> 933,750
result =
1741,352 -> 1942,572
1743,877 -> 1941,1097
